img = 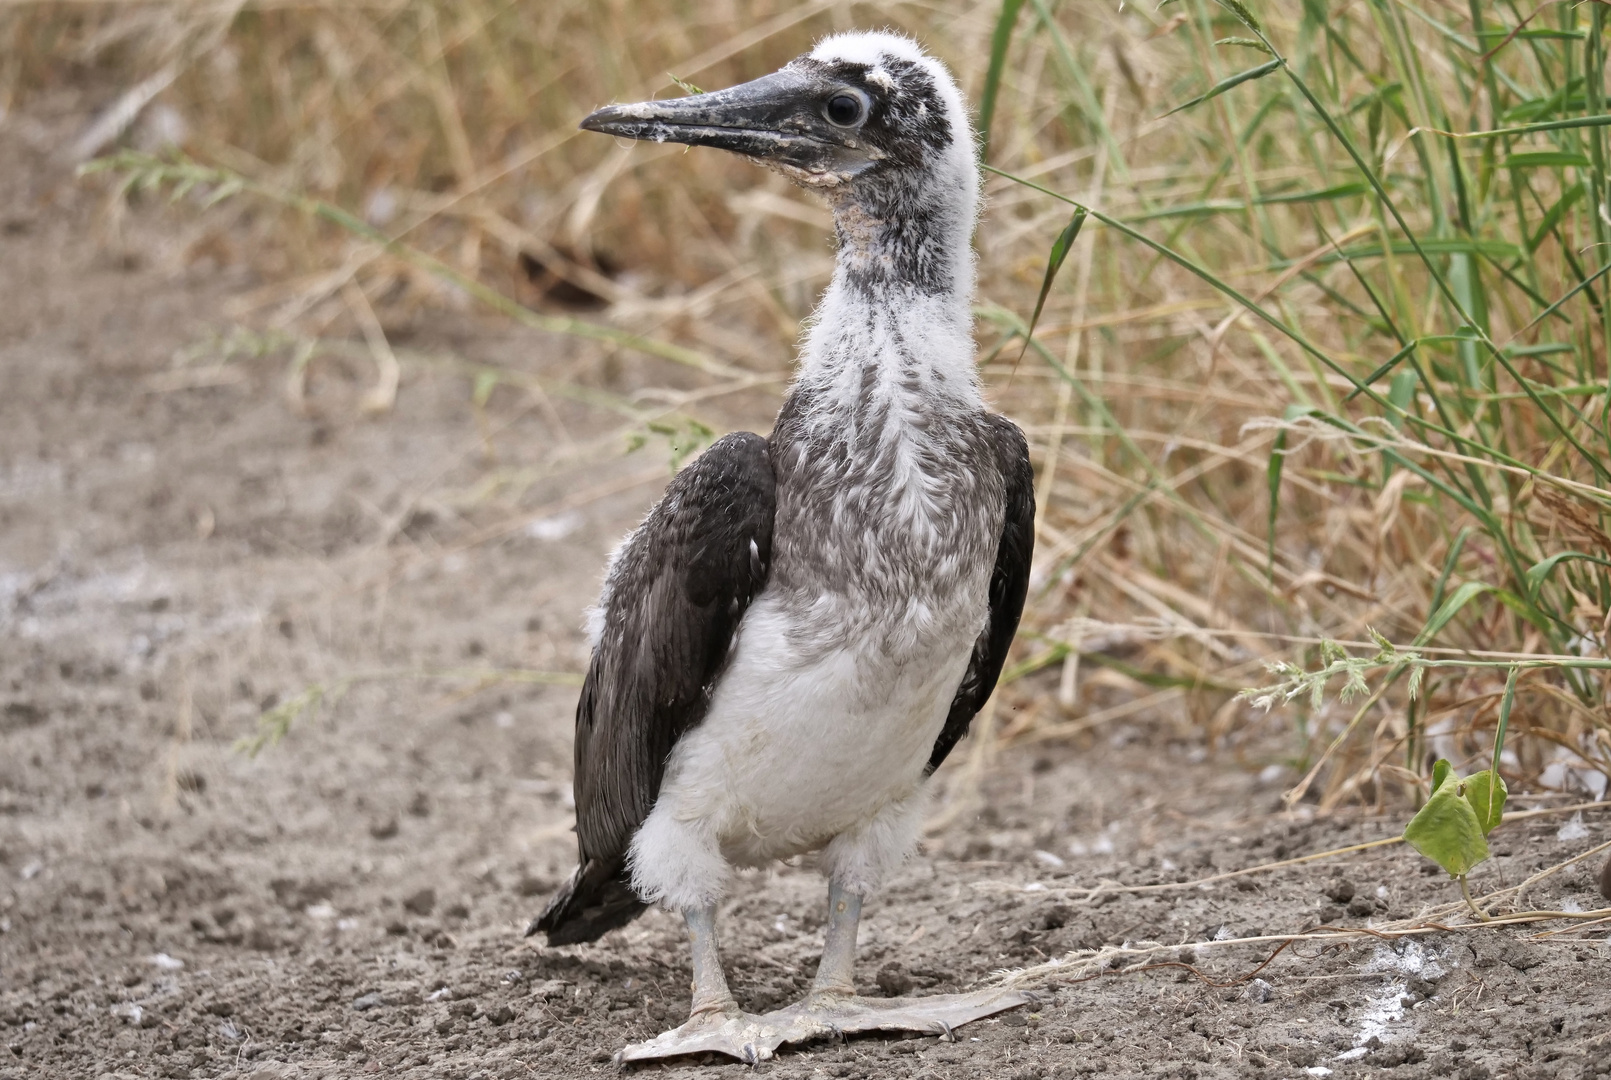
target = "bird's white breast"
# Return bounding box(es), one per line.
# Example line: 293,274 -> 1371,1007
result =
648,586 -> 983,869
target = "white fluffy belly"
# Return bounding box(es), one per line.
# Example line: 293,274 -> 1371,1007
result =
651,594 -> 978,867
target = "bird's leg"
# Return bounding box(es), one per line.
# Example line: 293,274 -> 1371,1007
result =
746,880 -> 1029,1046
614,906 -> 781,1065
684,904 -> 739,1019
808,881 -> 862,1002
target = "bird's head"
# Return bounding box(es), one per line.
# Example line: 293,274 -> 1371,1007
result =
579,32 -> 975,201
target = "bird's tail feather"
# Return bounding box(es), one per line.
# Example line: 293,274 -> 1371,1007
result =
527,858 -> 646,945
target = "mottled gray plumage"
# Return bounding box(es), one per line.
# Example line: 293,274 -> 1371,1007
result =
534,433 -> 775,944
535,397 -> 1031,944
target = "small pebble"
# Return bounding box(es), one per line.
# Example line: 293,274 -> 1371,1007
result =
351,992 -> 385,1011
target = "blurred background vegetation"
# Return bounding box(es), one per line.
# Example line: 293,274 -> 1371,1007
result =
5,0 -> 1611,810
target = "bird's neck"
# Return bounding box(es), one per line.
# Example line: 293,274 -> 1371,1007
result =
793,172 -> 981,417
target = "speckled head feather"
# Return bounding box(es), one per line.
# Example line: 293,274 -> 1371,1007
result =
793,33 -> 979,301
805,30 -> 978,189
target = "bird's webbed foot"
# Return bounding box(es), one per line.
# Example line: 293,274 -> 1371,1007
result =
614,989 -> 1030,1065
615,1008 -> 786,1065
765,986 -> 1031,1043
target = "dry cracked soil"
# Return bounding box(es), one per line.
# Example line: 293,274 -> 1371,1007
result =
2,91 -> 1610,1080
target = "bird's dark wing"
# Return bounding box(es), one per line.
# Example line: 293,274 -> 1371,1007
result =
926,415 -> 1035,774
531,432 -> 775,944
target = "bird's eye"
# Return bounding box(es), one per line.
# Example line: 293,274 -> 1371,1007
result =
824,91 -> 868,128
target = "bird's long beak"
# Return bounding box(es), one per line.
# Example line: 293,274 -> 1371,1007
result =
580,69 -> 876,177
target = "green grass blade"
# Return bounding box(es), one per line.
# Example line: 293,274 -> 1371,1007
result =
978,0 -> 1027,161
1415,580 -> 1496,647
984,163 -> 1595,494
1016,208 -> 1087,365
1525,552 -> 1611,597
1267,424 -> 1288,581
1450,115 -> 1611,138
1491,666 -> 1519,782
1161,59 -> 1284,119
1344,340 -> 1420,402
1516,261 -> 1611,335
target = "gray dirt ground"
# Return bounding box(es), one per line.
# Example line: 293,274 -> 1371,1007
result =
2,94 -> 1610,1080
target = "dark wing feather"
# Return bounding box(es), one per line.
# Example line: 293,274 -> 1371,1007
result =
927,415 -> 1035,774
531,432 -> 775,944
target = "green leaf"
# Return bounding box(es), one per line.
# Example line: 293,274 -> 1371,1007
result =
978,0 -> 1028,161
1504,151 -> 1592,169
1265,428 -> 1286,580
1344,339 -> 1420,403
1491,666 -> 1518,786
1414,580 -> 1494,646
472,369 -> 499,407
1016,208 -> 1087,364
1502,342 -> 1575,357
1455,114 -> 1611,139
1162,59 -> 1283,119
1432,757 -> 1453,793
1258,181 -> 1372,204
1514,28 -> 1584,40
1462,770 -> 1507,836
1404,781 -> 1491,877
1386,368 -> 1418,427
1525,551 -> 1611,597
1323,237 -> 1527,261
1527,183 -> 1578,256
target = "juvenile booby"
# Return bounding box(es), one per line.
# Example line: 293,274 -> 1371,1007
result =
534,31 -> 1036,1063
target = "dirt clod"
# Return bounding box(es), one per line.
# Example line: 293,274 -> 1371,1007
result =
402,887 -> 437,915
875,962 -> 913,997
514,876 -> 549,897
1241,978 -> 1274,1004
1,701 -> 44,731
